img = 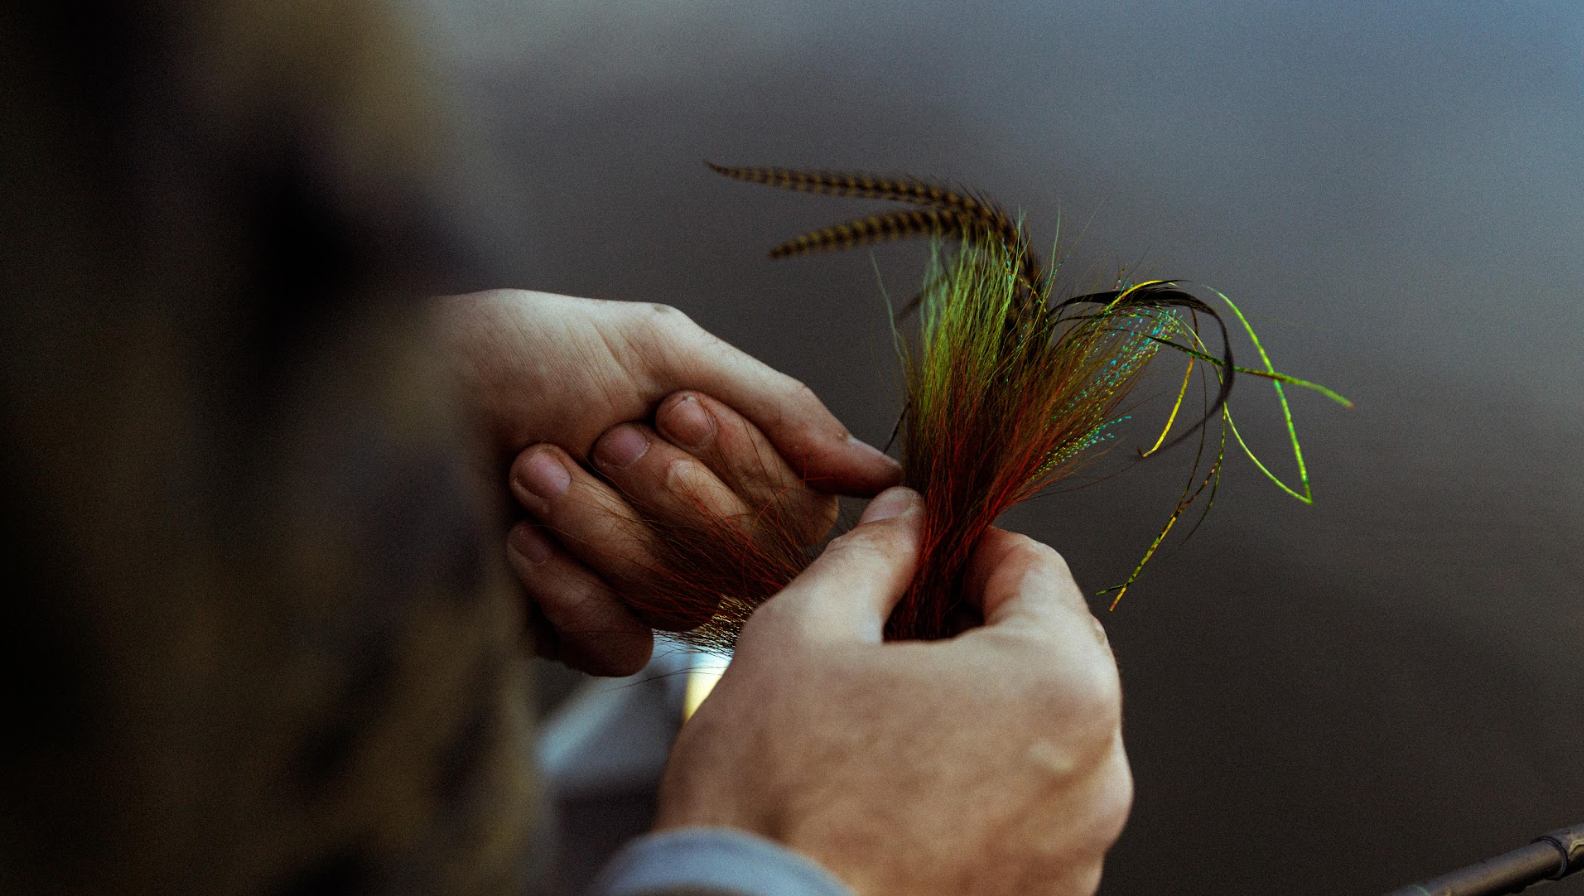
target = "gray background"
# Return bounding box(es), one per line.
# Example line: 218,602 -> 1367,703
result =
415,2 -> 1584,893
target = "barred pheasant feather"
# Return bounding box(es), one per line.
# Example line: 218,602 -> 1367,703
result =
706,163 -> 1048,299
626,164 -> 1350,650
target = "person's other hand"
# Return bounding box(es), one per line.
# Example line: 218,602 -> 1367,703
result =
506,390 -> 842,674
655,488 -> 1132,896
439,290 -> 901,674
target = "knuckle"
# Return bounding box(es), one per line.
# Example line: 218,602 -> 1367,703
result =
1074,742 -> 1134,856
534,564 -> 602,614
640,300 -> 687,322
1024,653 -> 1123,746
661,455 -> 700,493
620,302 -> 694,358
823,525 -> 902,570
1098,753 -> 1135,842
750,376 -> 817,440
1074,663 -> 1125,732
1017,537 -> 1078,593
785,379 -> 822,417
1033,540 -> 1074,579
636,302 -> 696,340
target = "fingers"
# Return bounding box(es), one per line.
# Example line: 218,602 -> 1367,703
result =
644,309 -> 902,496
440,290 -> 899,497
655,391 -> 838,544
751,487 -> 923,645
960,528 -> 1122,724
509,393 -> 852,661
510,443 -> 718,632
510,444 -> 662,588
964,528 -> 1091,632
591,420 -> 754,532
506,521 -> 653,676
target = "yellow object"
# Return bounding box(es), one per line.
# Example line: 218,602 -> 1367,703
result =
682,653 -> 730,720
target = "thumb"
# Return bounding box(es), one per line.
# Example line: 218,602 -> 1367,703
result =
760,487 -> 923,644
964,527 -> 1093,635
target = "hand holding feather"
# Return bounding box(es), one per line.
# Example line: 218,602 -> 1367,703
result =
655,488 -> 1131,896
506,392 -> 861,673
437,289 -> 901,673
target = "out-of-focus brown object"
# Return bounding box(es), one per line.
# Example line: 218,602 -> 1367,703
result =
0,3 -> 537,894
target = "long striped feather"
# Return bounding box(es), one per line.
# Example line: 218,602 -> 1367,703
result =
768,208 -> 969,258
669,161 -> 1350,647
708,161 -> 1046,294
706,162 -> 993,215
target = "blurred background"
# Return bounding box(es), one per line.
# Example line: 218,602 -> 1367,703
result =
409,1 -> 1583,893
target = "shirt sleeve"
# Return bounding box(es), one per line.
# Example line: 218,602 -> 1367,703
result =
587,827 -> 858,896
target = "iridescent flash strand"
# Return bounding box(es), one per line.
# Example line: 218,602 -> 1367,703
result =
644,164 -> 1350,651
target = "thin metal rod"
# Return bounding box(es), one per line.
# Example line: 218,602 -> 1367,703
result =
1383,823 -> 1584,896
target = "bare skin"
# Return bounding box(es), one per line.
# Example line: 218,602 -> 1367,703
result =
439,289 -> 901,674
445,291 -> 1131,894
656,490 -> 1132,896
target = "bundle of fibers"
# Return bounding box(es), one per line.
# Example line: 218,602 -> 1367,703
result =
622,164 -> 1350,652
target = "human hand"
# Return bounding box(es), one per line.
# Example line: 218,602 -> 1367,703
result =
654,488 -> 1132,896
439,290 -> 901,674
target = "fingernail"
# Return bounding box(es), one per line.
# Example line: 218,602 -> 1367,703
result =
859,486 -> 917,524
519,451 -> 570,500
510,525 -> 554,564
595,425 -> 650,470
663,395 -> 714,449
848,435 -> 902,471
